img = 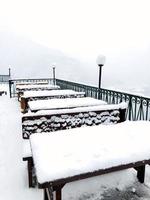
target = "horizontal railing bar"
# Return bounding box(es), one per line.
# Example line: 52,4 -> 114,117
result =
56,78 -> 150,121
56,79 -> 150,101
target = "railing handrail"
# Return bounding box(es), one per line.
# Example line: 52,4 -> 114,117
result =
9,78 -> 53,82
0,74 -> 10,77
56,78 -> 150,121
56,78 -> 150,101
8,77 -> 150,121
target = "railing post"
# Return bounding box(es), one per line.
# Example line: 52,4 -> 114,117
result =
128,96 -> 132,121
53,67 -> 56,85
98,88 -> 102,100
9,80 -> 12,98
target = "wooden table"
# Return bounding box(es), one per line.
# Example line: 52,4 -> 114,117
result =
20,90 -> 85,112
28,97 -> 107,112
16,84 -> 60,101
30,121 -> 150,200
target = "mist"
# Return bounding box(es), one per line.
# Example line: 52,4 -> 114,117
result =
0,0 -> 150,96
1,31 -> 150,96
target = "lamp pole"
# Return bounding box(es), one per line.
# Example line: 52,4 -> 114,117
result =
96,55 -> 106,99
52,66 -> 56,85
8,67 -> 11,78
98,64 -> 103,89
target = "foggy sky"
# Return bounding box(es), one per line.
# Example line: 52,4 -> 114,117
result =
0,0 -> 150,94
1,0 -> 150,61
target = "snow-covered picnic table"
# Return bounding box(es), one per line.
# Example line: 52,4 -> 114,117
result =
30,121 -> 150,199
22,89 -> 85,98
21,90 -> 85,112
16,84 -> 60,91
22,102 -> 127,189
16,80 -> 49,85
28,97 -> 107,112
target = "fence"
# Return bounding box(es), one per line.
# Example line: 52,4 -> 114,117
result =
9,78 -> 54,98
0,75 -> 10,82
0,68 -> 11,83
8,78 -> 150,121
56,79 -> 150,121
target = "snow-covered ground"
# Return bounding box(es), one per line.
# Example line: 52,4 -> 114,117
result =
1,83 -> 150,200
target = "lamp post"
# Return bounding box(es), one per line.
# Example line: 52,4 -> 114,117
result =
96,55 -> 106,99
8,67 -> 11,78
52,64 -> 56,85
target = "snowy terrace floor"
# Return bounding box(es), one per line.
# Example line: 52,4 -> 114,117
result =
1,85 -> 150,199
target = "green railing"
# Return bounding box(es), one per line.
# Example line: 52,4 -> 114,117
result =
8,77 -> 150,121
9,78 -> 54,98
56,79 -> 150,121
0,75 -> 10,82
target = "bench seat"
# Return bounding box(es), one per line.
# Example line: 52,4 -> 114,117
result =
22,102 -> 126,139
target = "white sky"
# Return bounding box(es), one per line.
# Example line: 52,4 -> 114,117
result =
1,0 -> 150,62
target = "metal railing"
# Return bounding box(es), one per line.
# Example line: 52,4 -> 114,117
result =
56,79 -> 150,121
8,77 -> 150,121
0,75 -> 10,82
9,78 -> 54,98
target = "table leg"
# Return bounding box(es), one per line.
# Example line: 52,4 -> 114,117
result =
27,158 -> 34,187
134,165 -> 145,183
136,165 -> 145,183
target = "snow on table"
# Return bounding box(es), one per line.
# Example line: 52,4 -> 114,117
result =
24,102 -> 127,117
16,80 -> 48,85
22,89 -> 85,98
16,84 -> 60,90
30,121 -> 150,184
28,97 -> 107,112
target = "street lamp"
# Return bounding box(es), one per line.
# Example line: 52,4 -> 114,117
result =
52,64 -> 56,85
96,55 -> 106,89
8,67 -> 11,78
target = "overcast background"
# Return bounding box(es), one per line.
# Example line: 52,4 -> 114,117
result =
0,0 -> 150,95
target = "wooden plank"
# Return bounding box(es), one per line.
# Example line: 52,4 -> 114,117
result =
39,160 -> 150,188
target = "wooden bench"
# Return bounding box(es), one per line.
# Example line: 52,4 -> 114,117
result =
20,90 -> 85,113
16,84 -> 60,101
22,102 -> 127,188
30,121 -> 150,200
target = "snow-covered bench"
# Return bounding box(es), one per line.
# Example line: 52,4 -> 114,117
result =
16,80 -> 49,86
30,121 -> 150,200
16,84 -> 60,101
22,102 -> 127,188
20,90 -> 85,113
22,102 -> 126,139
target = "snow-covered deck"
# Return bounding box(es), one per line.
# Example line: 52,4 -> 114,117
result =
1,85 -> 150,200
30,121 -> 150,184
28,97 -> 107,112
